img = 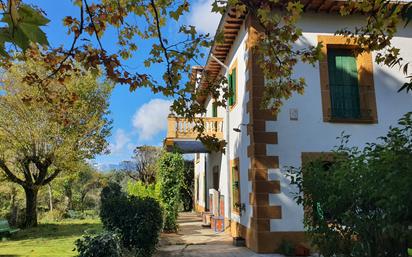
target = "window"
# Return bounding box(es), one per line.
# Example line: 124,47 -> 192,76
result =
212,165 -> 219,190
212,101 -> 218,117
196,176 -> 199,203
318,35 -> 378,123
228,67 -> 237,108
230,158 -> 241,214
301,152 -> 335,224
328,48 -> 360,119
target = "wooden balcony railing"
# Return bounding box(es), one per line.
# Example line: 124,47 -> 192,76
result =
166,116 -> 224,140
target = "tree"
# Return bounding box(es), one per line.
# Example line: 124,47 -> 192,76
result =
288,113 -> 412,257
120,146 -> 161,185
0,1 -> 410,150
56,162 -> 103,212
0,57 -> 112,227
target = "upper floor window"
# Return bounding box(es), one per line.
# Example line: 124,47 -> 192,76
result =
318,35 -> 378,124
228,67 -> 237,108
212,101 -> 218,117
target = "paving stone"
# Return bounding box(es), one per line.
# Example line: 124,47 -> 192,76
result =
155,212 -> 284,257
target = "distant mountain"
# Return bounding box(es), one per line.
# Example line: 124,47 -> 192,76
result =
93,163 -> 123,172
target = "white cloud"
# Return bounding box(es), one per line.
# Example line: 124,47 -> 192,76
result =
109,129 -> 131,154
187,0 -> 221,36
132,98 -> 172,141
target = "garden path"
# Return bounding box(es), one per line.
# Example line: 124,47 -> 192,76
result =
155,212 -> 284,257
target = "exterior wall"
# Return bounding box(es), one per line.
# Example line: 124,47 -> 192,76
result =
267,12 -> 412,235
224,19 -> 251,228
194,11 -> 412,254
194,153 -> 206,211
193,20 -> 252,229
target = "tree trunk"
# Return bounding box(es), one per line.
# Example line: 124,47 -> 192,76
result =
9,186 -> 17,225
48,184 -> 53,211
23,186 -> 39,228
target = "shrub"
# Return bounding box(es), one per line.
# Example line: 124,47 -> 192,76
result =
40,209 -> 65,222
180,160 -> 194,212
75,231 -> 122,257
288,112 -> 412,257
100,183 -> 163,257
127,181 -> 159,200
157,152 -> 184,232
100,182 -> 128,232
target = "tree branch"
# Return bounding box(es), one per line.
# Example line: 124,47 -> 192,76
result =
42,168 -> 61,185
84,0 -> 104,51
150,0 -> 174,87
0,159 -> 25,185
47,2 -> 84,80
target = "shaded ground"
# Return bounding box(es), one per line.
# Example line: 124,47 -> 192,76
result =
0,219 -> 101,257
155,212 -> 284,257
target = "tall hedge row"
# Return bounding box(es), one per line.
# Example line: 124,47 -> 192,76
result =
157,152 -> 184,232
99,182 -> 163,257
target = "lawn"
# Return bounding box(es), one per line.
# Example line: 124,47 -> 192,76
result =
0,219 -> 102,257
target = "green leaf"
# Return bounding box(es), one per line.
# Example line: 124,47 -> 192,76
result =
0,4 -> 50,51
19,23 -> 49,46
18,5 -> 50,26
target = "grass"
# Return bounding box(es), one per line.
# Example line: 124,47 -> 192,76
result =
0,218 -> 102,257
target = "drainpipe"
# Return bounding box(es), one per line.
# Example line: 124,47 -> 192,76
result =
210,54 -> 231,221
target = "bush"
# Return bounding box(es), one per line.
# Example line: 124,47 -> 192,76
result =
157,152 -> 184,232
75,231 -> 122,257
100,182 -> 128,232
100,182 -> 163,257
180,160 -> 194,212
127,181 -> 159,200
288,112 -> 412,257
39,209 -> 65,222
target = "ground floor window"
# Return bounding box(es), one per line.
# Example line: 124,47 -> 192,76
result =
230,158 -> 241,214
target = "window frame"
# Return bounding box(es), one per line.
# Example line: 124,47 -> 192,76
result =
230,158 -> 241,215
318,35 -> 378,124
228,60 -> 238,111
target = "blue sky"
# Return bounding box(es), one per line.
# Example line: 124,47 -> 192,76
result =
29,0 -> 221,168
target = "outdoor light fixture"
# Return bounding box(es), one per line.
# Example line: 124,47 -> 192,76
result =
233,124 -> 249,133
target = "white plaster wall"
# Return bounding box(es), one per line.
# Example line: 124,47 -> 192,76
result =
194,153 -> 206,208
267,13 -> 412,232
221,21 -> 252,226
199,20 -> 253,226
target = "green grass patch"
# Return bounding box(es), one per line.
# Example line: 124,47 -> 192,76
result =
0,219 -> 102,257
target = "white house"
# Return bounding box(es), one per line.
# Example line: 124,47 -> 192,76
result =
165,1 -> 412,253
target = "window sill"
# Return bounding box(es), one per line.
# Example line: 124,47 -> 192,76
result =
325,117 -> 377,124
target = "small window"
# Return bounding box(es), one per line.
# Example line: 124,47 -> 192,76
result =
212,101 -> 218,117
212,165 -> 219,190
231,159 -> 241,214
228,68 -> 236,107
328,48 -> 360,119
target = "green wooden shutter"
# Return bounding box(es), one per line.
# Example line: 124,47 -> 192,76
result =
212,102 -> 217,117
231,166 -> 239,212
228,73 -> 233,106
231,68 -> 236,106
328,48 -> 360,119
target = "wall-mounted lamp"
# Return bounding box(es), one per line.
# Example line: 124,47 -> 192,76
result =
233,124 -> 250,133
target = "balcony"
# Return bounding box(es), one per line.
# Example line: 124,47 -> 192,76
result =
165,116 -> 224,153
